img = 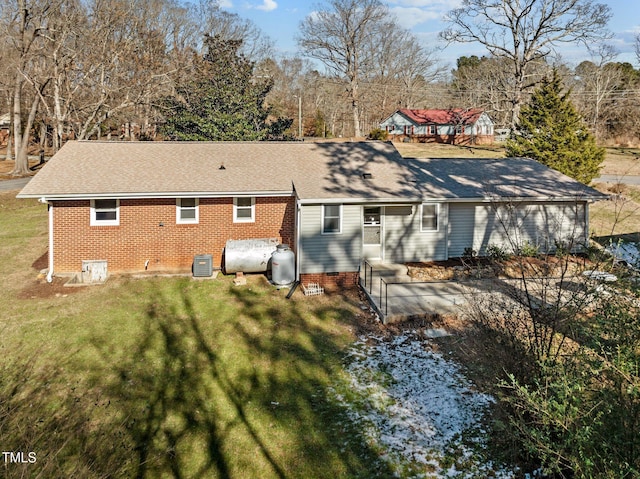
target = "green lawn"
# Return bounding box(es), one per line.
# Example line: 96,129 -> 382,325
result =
0,191 -> 392,479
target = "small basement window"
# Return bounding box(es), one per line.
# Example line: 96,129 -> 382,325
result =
322,204 -> 342,234
421,204 -> 439,232
91,199 -> 119,226
234,197 -> 255,222
177,198 -> 199,224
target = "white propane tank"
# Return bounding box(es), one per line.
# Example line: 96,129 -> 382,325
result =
271,244 -> 295,285
224,238 -> 279,273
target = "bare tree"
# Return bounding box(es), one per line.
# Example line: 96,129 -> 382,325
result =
572,45 -> 622,142
441,0 -> 612,130
195,1 -> 274,63
450,55 -> 536,128
464,197 -> 606,369
38,0 -> 85,151
67,0 -> 183,141
297,0 -> 391,137
1,0 -> 62,175
367,26 -> 444,116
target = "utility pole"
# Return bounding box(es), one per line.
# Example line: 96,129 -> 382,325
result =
297,95 -> 302,139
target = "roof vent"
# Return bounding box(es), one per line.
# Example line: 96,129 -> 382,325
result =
219,164 -> 226,170
361,172 -> 373,180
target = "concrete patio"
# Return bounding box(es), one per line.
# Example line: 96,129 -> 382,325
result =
360,261 -> 482,322
360,260 -> 607,324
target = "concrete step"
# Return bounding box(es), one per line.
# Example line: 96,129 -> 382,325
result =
362,262 -> 410,282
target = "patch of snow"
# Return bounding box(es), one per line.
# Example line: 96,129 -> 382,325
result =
332,332 -> 515,478
423,328 -> 451,338
582,270 -> 617,282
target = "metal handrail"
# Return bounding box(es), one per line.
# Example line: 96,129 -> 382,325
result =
361,259 -> 374,294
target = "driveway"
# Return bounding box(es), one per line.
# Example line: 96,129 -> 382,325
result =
0,177 -> 31,192
595,174 -> 640,185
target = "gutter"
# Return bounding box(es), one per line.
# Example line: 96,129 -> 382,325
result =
295,197 -> 302,282
297,195 -> 607,205
17,190 -> 294,200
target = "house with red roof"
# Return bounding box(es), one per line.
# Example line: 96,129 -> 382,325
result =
380,108 -> 494,145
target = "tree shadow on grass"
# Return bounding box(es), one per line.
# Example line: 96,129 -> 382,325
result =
1,278 -> 392,478
0,348 -> 131,479
96,279 -> 393,478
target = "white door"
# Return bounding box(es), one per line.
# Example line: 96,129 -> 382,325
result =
363,206 -> 383,260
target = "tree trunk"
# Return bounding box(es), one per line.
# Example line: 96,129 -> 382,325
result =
13,72 -> 23,161
53,75 -> 64,151
351,79 -> 361,137
509,62 -> 525,131
352,100 -> 360,138
12,91 -> 41,176
6,128 -> 13,162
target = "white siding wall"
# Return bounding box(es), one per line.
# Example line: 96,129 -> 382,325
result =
380,113 -> 413,135
299,204 -> 362,274
384,205 -> 448,262
299,200 -> 587,273
448,202 -> 588,257
475,113 -> 494,135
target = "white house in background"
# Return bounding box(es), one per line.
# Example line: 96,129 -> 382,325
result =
0,113 -> 9,146
380,108 -> 495,145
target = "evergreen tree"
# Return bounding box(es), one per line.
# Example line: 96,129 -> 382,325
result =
506,70 -> 605,184
161,35 -> 291,141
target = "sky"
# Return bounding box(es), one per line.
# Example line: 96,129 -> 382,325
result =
219,0 -> 640,70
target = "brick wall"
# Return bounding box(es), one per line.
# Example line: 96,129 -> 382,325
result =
299,272 -> 359,291
52,196 -> 295,274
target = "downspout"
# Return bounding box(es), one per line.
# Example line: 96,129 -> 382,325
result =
41,198 -> 54,283
295,197 -> 301,282
584,201 -> 590,248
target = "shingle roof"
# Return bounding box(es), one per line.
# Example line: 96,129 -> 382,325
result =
18,140 -> 606,203
396,108 -> 485,125
405,157 -> 606,201
19,141 -> 299,197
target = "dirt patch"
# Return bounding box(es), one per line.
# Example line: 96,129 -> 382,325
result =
17,276 -> 87,299
16,250 -> 88,299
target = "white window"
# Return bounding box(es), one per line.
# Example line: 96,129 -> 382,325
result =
322,204 -> 342,234
177,198 -> 198,224
234,197 -> 255,222
421,204 -> 439,232
428,125 -> 436,135
91,199 -> 119,226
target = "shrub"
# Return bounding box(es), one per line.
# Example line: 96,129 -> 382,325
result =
518,241 -> 539,258
486,244 -> 511,261
553,239 -> 570,258
462,247 -> 477,259
368,128 -> 388,141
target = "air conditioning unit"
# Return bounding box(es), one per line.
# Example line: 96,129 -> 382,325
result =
193,254 -> 213,277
